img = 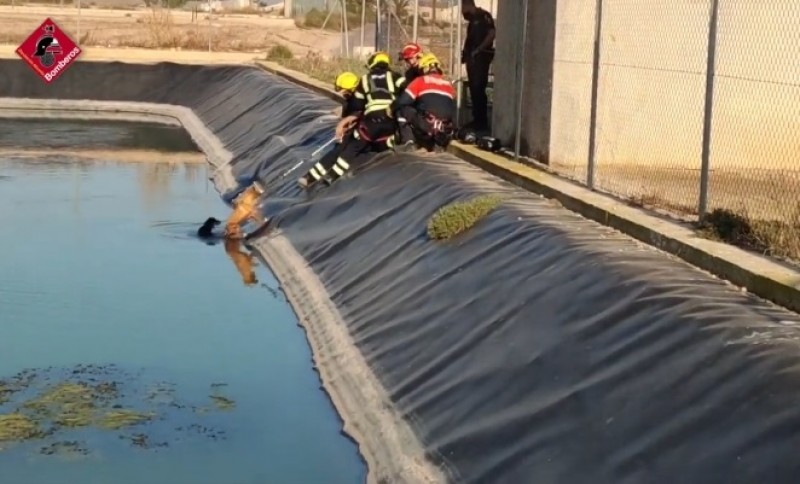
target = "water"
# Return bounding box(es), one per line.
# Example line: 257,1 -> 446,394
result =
0,119 -> 199,152
0,121 -> 365,484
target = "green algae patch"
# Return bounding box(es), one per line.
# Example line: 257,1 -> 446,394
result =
210,395 -> 236,411
427,195 -> 506,241
0,365 -> 237,457
0,413 -> 41,441
99,410 -> 154,430
195,384 -> 237,413
0,385 -> 14,405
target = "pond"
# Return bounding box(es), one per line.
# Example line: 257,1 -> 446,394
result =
0,120 -> 366,484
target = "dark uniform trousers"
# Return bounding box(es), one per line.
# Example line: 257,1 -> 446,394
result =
303,133 -> 350,186
328,112 -> 395,181
304,113 -> 394,185
466,51 -> 493,129
397,106 -> 455,150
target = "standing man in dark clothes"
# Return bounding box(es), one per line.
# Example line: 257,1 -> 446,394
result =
461,0 -> 495,132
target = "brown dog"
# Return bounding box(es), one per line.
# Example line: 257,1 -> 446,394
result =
224,182 -> 266,239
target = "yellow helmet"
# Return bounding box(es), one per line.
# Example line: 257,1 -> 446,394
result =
334,71 -> 359,92
366,51 -> 391,69
420,53 -> 442,73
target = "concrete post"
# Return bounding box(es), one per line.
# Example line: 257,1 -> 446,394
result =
492,0 -> 557,164
283,0 -> 293,18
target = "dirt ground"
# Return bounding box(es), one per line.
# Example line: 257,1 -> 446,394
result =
0,4 -> 343,55
549,160 -> 800,224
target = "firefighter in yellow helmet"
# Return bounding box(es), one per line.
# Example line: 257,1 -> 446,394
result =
389,53 -> 457,152
313,51 -> 407,186
299,71 -> 364,188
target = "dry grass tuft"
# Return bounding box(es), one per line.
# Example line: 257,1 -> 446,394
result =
697,206 -> 800,262
276,51 -> 366,85
266,44 -> 293,61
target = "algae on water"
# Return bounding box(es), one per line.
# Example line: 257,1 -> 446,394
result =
427,195 -> 506,241
99,410 -> 153,430
0,365 -> 237,456
0,413 -> 41,442
210,395 -> 236,411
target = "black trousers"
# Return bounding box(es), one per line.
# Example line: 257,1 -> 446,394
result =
465,52 -> 493,129
326,113 -> 394,182
398,106 -> 454,149
303,136 -> 347,184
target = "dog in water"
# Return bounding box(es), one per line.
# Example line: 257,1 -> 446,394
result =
197,217 -> 222,238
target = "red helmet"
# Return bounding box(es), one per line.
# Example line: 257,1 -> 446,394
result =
398,43 -> 423,61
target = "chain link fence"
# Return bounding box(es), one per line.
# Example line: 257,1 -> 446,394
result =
504,0 -> 800,260
0,1 -> 302,52
288,0 -> 466,74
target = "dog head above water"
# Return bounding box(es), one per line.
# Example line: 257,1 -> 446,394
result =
197,217 -> 222,238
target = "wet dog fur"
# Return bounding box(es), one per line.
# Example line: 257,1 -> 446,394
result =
198,217 -> 222,238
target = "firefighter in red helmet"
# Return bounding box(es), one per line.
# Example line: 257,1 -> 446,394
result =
398,42 -> 425,84
388,53 -> 457,153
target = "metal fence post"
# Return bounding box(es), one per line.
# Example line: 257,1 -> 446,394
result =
207,0 -> 212,52
449,0 -> 456,77
513,1 -> 529,160
375,0 -> 382,50
77,0 -> 81,41
587,0 -> 603,188
699,0 -> 720,219
359,0 -> 367,55
413,0 -> 419,43
387,3 -> 392,51
455,0 -> 463,127
342,0 -> 350,56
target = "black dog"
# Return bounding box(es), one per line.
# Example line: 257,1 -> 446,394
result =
197,217 -> 222,238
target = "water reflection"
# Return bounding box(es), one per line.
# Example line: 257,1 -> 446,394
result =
224,238 -> 259,287
0,119 -> 199,153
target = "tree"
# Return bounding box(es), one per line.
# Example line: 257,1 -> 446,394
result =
391,0 -> 411,21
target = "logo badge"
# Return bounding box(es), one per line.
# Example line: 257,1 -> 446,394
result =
16,18 -> 83,84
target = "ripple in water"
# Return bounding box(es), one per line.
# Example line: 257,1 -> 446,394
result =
150,220 -> 225,245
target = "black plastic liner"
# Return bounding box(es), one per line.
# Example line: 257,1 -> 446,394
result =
4,59 -> 800,484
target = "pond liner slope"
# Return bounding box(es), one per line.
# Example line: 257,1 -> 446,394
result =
3,59 -> 800,484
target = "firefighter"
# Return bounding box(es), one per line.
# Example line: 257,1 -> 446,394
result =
398,42 -> 425,84
322,51 -> 407,185
389,53 -> 457,152
298,71 -> 362,188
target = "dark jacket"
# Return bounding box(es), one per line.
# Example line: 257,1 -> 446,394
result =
462,7 -> 496,61
404,65 -> 425,85
353,67 -> 407,115
342,94 -> 361,118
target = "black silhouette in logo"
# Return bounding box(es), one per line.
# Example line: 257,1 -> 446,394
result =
33,25 -> 62,68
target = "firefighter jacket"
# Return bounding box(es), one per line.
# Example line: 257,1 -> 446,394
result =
391,73 -> 457,120
353,68 -> 407,115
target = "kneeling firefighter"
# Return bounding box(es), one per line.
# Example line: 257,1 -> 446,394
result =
389,53 -> 457,152
320,51 -> 407,185
298,71 -> 362,188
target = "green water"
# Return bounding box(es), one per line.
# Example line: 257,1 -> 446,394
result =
0,120 -> 365,484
